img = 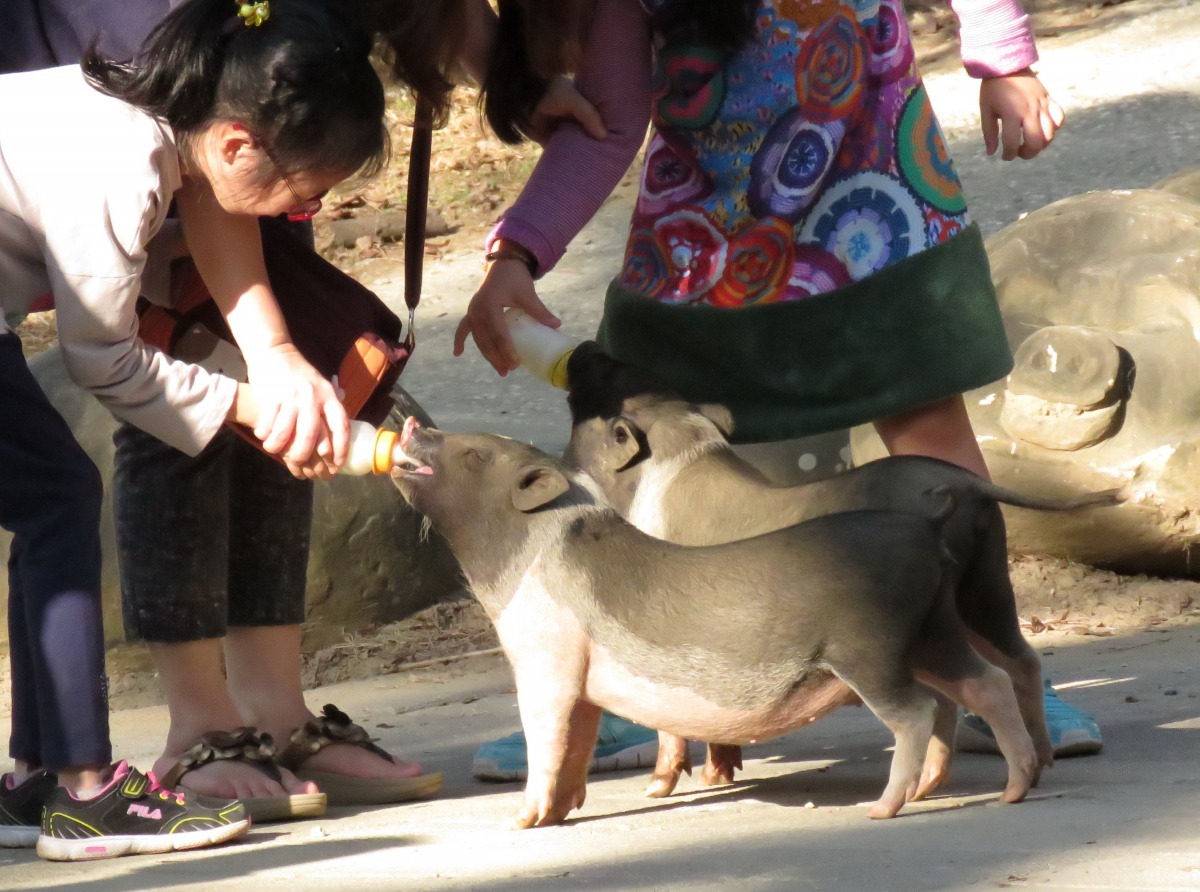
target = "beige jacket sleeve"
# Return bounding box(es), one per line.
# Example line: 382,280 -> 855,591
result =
11,69 -> 236,455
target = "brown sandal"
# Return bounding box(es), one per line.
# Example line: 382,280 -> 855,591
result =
160,727 -> 327,823
277,704 -> 442,806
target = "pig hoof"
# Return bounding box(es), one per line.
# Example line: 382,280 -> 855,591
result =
700,765 -> 736,787
510,809 -> 567,829
1001,766 -> 1038,804
866,799 -> 903,819
701,744 -> 743,786
509,812 -> 537,830
913,757 -> 951,801
645,772 -> 681,798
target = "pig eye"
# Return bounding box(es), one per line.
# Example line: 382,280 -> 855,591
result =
464,447 -> 492,468
612,419 -> 636,445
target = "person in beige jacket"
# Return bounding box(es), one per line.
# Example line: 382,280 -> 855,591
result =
0,0 -> 389,860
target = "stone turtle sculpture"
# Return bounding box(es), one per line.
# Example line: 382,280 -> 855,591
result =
855,183 -> 1200,577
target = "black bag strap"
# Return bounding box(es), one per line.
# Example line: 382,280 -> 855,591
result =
402,98 -> 434,355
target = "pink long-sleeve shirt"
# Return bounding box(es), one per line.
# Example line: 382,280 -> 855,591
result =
491,0 -> 1038,276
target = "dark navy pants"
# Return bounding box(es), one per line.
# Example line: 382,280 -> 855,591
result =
0,335 -> 111,770
0,0 -> 170,772
0,0 -> 174,70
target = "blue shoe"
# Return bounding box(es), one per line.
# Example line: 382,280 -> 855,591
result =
958,678 -> 1102,758
473,713 -> 659,781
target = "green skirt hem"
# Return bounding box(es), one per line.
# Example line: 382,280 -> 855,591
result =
596,224 -> 1013,443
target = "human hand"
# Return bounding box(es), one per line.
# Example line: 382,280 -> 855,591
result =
281,450 -> 339,481
979,67 -> 1065,161
242,343 -> 350,468
453,257 -> 561,375
527,75 -> 607,144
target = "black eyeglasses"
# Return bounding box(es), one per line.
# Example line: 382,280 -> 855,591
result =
251,131 -> 325,222
277,171 -> 324,222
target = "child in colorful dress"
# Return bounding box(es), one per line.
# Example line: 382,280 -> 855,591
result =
0,0 -> 389,859
453,0 -> 1099,780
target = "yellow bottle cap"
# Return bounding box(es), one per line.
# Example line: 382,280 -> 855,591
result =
548,347 -> 575,390
373,428 -> 400,475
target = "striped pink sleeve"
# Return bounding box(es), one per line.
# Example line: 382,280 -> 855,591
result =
490,0 -> 653,276
949,0 -> 1039,78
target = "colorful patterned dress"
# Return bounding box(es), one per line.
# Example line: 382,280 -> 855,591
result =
595,0 -> 1014,441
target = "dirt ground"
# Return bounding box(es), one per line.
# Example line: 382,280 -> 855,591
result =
63,552 -> 1194,715
6,0 -> 1189,719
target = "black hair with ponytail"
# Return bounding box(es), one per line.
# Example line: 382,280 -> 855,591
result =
82,0 -> 388,180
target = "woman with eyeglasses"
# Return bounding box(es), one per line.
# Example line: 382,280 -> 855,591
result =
0,0 -> 451,858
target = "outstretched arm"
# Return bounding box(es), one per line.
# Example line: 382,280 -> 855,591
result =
174,180 -> 346,478
454,0 -> 653,374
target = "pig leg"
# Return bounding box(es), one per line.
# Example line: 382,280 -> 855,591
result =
853,681 -> 938,820
646,732 -> 691,798
512,688 -> 601,828
501,612 -> 597,829
701,744 -> 743,787
558,699 -> 604,806
914,692 -> 959,801
829,662 -> 937,819
911,616 -> 1040,804
919,662 -> 1039,803
956,512 -> 1054,768
966,631 -> 1053,770
646,736 -> 741,798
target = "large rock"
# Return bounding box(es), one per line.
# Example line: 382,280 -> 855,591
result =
855,181 -> 1200,577
0,347 -> 463,653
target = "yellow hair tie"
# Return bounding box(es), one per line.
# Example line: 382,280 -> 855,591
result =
237,1 -> 270,26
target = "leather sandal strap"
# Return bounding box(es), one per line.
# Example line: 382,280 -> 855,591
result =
276,703 -> 395,772
159,726 -> 284,789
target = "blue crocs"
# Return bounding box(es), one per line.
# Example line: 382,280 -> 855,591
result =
958,678 -> 1102,757
473,713 -> 659,781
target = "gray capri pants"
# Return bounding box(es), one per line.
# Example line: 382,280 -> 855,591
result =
113,422 -> 313,643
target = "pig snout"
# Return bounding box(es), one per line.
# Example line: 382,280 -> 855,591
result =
565,341 -> 676,424
389,421 -> 441,508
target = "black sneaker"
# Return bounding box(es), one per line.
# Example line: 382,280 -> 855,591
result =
0,769 -> 56,848
36,761 -> 250,862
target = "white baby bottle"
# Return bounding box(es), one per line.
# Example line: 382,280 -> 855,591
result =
340,420 -> 404,476
503,307 -> 576,389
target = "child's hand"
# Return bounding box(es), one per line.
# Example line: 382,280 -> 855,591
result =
453,256 -> 560,375
527,75 -> 607,144
282,450 -> 339,481
979,67 -> 1065,160
242,343 -> 350,468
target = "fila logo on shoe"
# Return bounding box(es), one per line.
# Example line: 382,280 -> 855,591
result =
128,803 -> 164,820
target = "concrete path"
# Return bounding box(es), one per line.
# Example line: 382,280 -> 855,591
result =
6,0 -> 1200,887
4,620 -> 1200,890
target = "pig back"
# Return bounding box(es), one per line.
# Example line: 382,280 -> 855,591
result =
661,454 -> 987,561
565,509 -> 950,701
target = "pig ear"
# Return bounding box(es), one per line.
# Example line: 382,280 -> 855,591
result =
512,465 -> 572,512
696,403 -> 735,438
610,417 -> 648,471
